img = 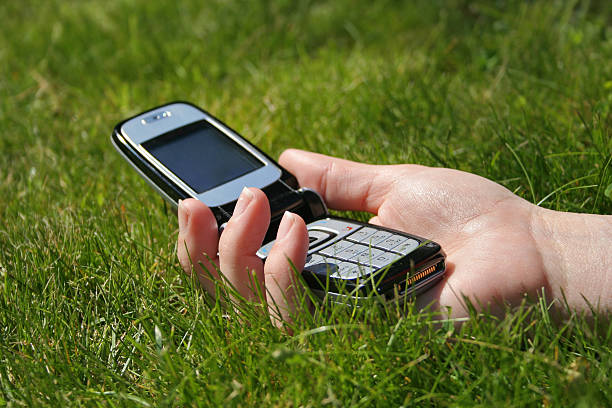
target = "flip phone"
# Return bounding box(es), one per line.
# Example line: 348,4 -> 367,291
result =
112,102 -> 445,303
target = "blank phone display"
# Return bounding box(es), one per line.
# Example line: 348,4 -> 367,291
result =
143,122 -> 263,193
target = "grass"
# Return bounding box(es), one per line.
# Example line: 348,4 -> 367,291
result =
1,0 -> 611,405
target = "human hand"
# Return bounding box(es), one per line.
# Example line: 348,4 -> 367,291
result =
177,149 -> 611,321
279,149 -> 611,317
177,187 -> 309,323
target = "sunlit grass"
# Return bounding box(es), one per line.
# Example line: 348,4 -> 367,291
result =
0,0 -> 611,405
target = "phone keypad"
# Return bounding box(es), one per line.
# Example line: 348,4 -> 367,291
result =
334,244 -> 370,261
302,220 -> 421,280
319,240 -> 356,257
368,230 -> 394,245
376,235 -> 406,250
391,240 -> 420,255
304,253 -> 325,268
257,218 -> 422,281
353,247 -> 386,265
346,227 -> 377,243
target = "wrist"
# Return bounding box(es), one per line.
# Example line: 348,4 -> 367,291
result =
530,206 -> 612,313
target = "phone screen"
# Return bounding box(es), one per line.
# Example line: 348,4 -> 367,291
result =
143,122 -> 263,193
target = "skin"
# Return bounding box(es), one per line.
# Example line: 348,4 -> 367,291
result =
178,187 -> 309,322
177,149 -> 612,321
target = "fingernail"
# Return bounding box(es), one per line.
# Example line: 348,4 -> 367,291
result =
178,199 -> 190,231
233,187 -> 254,217
276,211 -> 296,240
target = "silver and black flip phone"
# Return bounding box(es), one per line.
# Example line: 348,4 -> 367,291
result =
111,102 -> 445,303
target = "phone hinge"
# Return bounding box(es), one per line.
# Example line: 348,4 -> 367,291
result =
297,187 -> 328,219
215,179 -> 328,243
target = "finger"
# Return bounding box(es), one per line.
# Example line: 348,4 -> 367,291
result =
177,198 -> 220,294
264,211 -> 309,324
369,215 -> 383,226
279,149 -> 399,213
218,187 -> 270,301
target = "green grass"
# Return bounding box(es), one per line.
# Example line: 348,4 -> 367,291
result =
1,0 -> 611,405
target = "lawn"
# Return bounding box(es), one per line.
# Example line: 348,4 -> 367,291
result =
1,0 -> 611,406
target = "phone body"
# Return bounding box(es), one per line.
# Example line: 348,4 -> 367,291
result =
111,102 -> 445,303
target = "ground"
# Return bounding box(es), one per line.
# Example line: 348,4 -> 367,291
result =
0,0 -> 610,406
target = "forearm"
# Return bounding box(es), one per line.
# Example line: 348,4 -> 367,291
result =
532,207 -> 612,313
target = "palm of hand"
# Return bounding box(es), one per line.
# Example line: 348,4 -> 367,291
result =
280,150 -> 549,316
372,166 -> 547,316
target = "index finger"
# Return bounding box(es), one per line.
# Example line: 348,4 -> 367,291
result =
279,149 -> 395,214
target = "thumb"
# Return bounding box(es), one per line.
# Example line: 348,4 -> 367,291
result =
279,149 -> 394,214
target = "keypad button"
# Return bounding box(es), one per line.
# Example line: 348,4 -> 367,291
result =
257,241 -> 274,258
375,235 -> 407,250
332,262 -> 377,280
304,257 -> 340,276
304,254 -> 325,268
346,227 -> 377,243
307,230 -> 334,249
307,219 -> 360,236
334,243 -> 369,261
391,239 -> 419,255
354,263 -> 376,277
353,247 -> 387,266
319,240 -> 355,257
367,230 -> 394,245
330,262 -> 360,279
370,252 -> 401,268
